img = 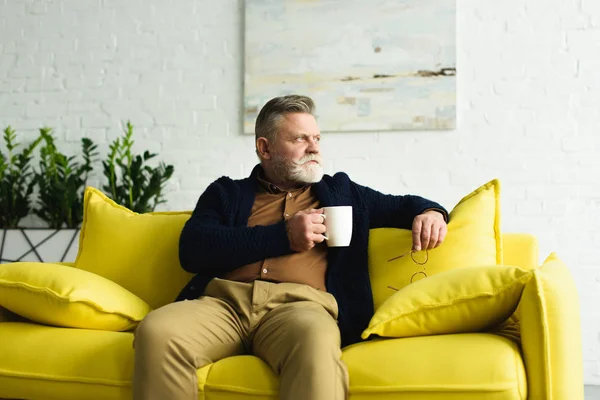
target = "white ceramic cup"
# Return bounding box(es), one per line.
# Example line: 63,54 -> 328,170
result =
321,206 -> 353,247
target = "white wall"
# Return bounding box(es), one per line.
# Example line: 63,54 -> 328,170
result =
1,0 -> 599,384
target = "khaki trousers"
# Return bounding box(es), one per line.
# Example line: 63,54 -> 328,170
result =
132,278 -> 349,400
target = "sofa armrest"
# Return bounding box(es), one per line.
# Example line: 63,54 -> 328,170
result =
502,233 -> 539,270
520,253 -> 584,400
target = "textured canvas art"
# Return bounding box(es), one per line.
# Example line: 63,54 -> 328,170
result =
244,0 -> 456,133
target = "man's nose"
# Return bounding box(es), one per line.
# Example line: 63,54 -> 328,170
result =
307,138 -> 319,153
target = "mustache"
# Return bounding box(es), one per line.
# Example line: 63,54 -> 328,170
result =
293,154 -> 322,165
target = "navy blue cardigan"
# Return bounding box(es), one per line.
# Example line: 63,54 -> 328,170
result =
177,165 -> 448,347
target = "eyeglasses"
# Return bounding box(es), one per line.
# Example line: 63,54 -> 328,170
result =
386,249 -> 429,291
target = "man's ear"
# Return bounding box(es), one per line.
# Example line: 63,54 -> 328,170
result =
256,137 -> 272,160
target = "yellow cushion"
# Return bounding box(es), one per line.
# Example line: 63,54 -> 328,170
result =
0,262 -> 151,331
343,334 -> 527,399
0,324 -> 526,400
362,265 -> 532,340
198,335 -> 526,400
0,322 -> 134,400
200,356 -> 279,399
368,179 -> 502,310
74,187 -> 194,309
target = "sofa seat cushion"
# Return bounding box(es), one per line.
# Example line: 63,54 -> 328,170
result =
197,355 -> 279,399
0,324 -> 526,400
343,334 -> 527,400
196,333 -> 525,400
0,322 -> 134,400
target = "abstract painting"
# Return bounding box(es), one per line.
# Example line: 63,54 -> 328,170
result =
244,0 -> 456,133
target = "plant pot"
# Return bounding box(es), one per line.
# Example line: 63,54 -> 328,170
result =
0,228 -> 80,264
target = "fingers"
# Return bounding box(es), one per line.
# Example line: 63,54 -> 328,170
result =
413,215 -> 448,251
303,208 -> 324,214
429,223 -> 447,249
311,233 -> 326,243
288,209 -> 327,251
412,219 -> 422,251
426,226 -> 437,250
420,221 -> 432,251
312,223 -> 326,234
309,213 -> 326,224
437,224 -> 447,247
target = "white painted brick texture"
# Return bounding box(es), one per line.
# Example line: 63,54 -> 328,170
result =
1,0 -> 599,385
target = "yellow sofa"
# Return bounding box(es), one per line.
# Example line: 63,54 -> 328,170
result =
0,232 -> 584,400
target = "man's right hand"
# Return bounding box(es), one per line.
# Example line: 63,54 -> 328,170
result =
286,208 -> 326,252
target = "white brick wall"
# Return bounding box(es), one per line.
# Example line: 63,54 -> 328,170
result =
1,0 -> 599,385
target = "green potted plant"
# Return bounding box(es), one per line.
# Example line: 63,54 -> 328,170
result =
0,127 -> 42,263
1,120 -> 175,265
34,127 -> 98,229
0,127 -> 42,229
1,127 -> 99,264
102,121 -> 174,212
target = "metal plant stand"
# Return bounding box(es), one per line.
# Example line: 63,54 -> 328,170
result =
0,228 -> 80,264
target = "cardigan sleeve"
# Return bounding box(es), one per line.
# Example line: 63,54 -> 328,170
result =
350,181 -> 449,230
178,180 -> 293,274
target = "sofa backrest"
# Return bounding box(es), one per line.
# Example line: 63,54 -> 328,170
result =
501,233 -> 539,270
67,230 -> 539,310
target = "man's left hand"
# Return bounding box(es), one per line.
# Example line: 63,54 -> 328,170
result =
412,210 -> 447,251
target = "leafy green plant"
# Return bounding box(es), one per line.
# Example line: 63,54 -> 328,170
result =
34,128 -> 99,229
103,121 -> 174,213
0,127 -> 42,228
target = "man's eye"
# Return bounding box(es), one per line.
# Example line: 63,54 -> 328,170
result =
315,137 -> 321,142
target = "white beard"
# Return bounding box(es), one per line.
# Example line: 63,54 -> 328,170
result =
272,153 -> 324,184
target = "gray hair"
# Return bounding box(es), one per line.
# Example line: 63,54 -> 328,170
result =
255,95 -> 315,145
